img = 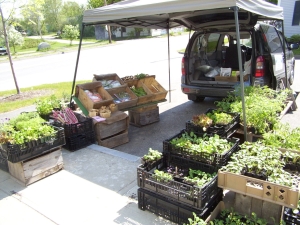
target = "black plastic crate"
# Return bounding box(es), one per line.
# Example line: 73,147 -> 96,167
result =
0,150 -> 8,172
1,126 -> 65,163
283,207 -> 300,225
186,108 -> 240,137
138,187 -> 223,224
163,129 -> 240,167
63,131 -> 95,151
53,112 -> 93,138
137,154 -> 221,209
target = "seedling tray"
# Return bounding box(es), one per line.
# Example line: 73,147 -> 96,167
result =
218,170 -> 300,208
137,154 -> 221,209
0,126 -> 65,163
63,130 -> 95,152
283,207 -> 300,225
186,109 -> 240,137
138,187 -> 223,224
163,129 -> 239,167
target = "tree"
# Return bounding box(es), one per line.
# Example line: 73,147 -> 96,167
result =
61,2 -> 84,28
61,24 -> 79,45
21,0 -> 45,38
43,0 -> 63,32
6,26 -> 24,53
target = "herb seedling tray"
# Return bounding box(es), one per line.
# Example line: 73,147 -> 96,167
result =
138,187 -> 223,224
283,207 -> 300,225
186,109 -> 240,137
0,126 -> 65,163
163,129 -> 239,167
137,155 -> 221,209
218,170 -> 300,208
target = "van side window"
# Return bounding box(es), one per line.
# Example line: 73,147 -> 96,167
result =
261,26 -> 283,53
207,33 -> 221,53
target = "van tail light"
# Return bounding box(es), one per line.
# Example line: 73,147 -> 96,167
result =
181,57 -> 186,76
255,56 -> 265,77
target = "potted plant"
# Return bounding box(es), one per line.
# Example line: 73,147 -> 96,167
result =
35,95 -> 62,120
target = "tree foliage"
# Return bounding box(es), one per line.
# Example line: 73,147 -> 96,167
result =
43,0 -> 63,32
21,0 -> 45,37
61,24 -> 79,45
6,26 -> 24,53
61,2 -> 84,27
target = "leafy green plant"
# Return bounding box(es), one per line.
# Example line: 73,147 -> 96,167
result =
142,148 -> 162,163
153,169 -> 173,183
221,142 -> 296,187
206,110 -> 233,125
130,86 -> 147,97
183,169 -> 216,187
262,123 -> 300,150
35,95 -> 62,116
191,114 -> 212,129
185,212 -> 206,225
0,112 -> 56,145
135,73 -> 147,79
170,131 -> 234,156
215,86 -> 290,134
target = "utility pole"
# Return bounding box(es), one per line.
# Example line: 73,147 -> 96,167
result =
0,6 -> 20,94
103,0 -> 112,43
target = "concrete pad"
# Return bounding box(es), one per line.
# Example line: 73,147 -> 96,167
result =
0,189 -> 56,225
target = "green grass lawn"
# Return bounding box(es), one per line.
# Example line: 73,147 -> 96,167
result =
0,80 -> 90,114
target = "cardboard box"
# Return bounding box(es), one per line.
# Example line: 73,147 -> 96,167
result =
215,74 -> 249,82
75,82 -> 114,110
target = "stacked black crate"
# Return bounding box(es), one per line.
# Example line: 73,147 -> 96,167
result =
137,109 -> 240,223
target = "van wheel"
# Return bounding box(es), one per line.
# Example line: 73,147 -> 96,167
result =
193,97 -> 205,102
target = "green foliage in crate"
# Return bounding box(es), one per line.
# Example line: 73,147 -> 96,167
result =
142,148 -> 162,163
215,86 -> 290,134
0,112 -> 56,145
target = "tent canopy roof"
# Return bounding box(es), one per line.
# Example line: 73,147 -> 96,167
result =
82,0 -> 283,29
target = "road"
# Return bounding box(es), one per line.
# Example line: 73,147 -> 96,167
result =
0,35 -> 189,94
1,36 -> 299,157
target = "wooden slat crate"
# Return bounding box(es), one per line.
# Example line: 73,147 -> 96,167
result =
97,130 -> 129,148
8,147 -> 63,186
129,105 -> 159,127
94,111 -> 129,140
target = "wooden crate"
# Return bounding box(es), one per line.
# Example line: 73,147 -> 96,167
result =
97,130 -> 129,148
94,111 -> 129,140
129,80 -> 154,105
142,77 -> 168,102
129,106 -> 159,127
92,73 -> 126,89
75,81 -> 113,110
106,86 -> 138,110
8,148 -> 63,186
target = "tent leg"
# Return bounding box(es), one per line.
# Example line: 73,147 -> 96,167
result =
167,21 -> 171,103
70,24 -> 85,106
232,6 -> 247,141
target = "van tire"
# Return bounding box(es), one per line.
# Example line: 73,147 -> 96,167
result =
192,97 -> 205,102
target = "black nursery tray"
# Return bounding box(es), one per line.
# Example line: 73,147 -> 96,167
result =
0,126 -> 65,163
163,129 -> 239,167
137,154 -> 221,209
138,187 -> 223,224
283,207 -> 300,225
186,108 -> 240,137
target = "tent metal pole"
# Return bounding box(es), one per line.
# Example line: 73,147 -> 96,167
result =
70,24 -> 85,105
232,6 -> 247,141
281,20 -> 288,86
167,21 -> 171,102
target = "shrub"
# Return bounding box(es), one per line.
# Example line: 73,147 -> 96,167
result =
21,38 -> 43,49
289,34 -> 300,43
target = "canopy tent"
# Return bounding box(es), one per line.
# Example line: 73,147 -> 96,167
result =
72,0 -> 284,139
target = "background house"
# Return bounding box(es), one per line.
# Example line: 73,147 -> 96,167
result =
278,0 -> 300,38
